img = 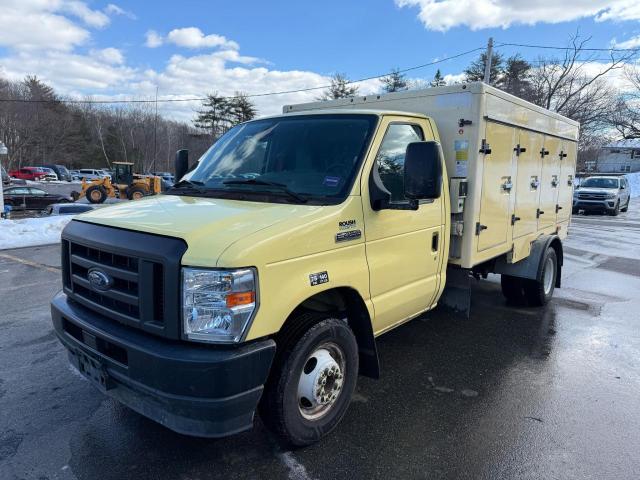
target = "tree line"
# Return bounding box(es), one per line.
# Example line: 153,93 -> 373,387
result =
1,34 -> 637,174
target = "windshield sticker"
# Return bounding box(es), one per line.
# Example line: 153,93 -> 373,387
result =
323,176 -> 341,188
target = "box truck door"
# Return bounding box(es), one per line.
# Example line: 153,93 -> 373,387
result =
556,140 -> 576,223
538,136 -> 561,231
363,119 -> 445,334
477,122 -> 515,252
513,130 -> 543,239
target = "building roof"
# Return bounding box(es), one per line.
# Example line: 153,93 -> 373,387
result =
604,139 -> 640,149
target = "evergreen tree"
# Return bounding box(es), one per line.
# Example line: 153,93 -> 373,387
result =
194,92 -> 232,138
430,69 -> 446,87
464,51 -> 505,85
318,73 -> 359,100
497,55 -> 533,100
380,68 -> 409,93
229,92 -> 257,124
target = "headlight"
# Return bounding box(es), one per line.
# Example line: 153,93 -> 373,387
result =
182,267 -> 257,343
606,192 -> 617,198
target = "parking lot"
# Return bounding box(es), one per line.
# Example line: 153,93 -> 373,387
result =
1,204 -> 639,480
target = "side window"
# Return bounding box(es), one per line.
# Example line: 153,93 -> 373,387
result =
374,123 -> 424,202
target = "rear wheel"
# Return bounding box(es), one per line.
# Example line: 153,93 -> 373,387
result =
500,275 -> 526,305
85,185 -> 107,204
126,186 -> 146,200
523,248 -> 557,306
621,199 -> 629,212
260,315 -> 358,447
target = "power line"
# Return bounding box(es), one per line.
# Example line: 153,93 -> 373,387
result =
0,46 -> 486,105
496,41 -> 640,53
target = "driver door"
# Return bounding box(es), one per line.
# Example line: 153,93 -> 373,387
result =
362,117 -> 445,335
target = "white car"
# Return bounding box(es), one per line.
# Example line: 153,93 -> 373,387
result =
78,169 -> 111,181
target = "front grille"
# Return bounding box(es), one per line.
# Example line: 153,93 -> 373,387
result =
578,192 -> 607,200
61,221 -> 187,339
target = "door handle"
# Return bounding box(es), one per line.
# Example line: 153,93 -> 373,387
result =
530,177 -> 540,189
432,232 -> 439,252
537,209 -> 544,218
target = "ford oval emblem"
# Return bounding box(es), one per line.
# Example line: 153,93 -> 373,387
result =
87,268 -> 113,291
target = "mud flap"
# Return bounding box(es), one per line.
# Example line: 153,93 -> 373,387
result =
439,267 -> 471,318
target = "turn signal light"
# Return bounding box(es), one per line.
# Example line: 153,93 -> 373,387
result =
226,291 -> 255,308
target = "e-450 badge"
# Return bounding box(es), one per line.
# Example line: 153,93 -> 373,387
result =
335,230 -> 362,243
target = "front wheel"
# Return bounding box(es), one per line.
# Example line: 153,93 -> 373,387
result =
523,248 -> 557,306
260,315 -> 358,447
610,202 -> 620,216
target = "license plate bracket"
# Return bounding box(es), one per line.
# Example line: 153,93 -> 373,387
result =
72,350 -> 115,392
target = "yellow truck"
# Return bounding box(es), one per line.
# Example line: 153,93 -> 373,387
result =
50,82 -> 578,446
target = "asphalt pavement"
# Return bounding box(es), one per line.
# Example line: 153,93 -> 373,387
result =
1,204 -> 639,479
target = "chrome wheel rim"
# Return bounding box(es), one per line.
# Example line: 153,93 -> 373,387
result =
543,256 -> 555,295
297,342 -> 345,420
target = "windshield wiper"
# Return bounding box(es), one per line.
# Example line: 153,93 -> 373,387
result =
223,179 -> 308,203
168,179 -> 208,194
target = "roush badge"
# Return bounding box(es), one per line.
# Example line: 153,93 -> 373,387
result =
336,230 -> 362,243
338,219 -> 357,230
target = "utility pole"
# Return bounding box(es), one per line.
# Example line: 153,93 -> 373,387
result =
483,37 -> 494,84
152,86 -> 158,174
0,141 -> 8,219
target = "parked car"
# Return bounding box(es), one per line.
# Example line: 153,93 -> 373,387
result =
43,164 -> 72,182
39,167 -> 59,181
42,203 -> 96,216
8,167 -> 46,181
3,186 -> 72,210
1,166 -> 9,186
69,169 -> 82,181
78,169 -> 110,181
573,176 -> 631,215
152,171 -> 175,183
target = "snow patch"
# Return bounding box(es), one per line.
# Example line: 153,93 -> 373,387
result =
627,172 -> 640,198
0,216 -> 73,250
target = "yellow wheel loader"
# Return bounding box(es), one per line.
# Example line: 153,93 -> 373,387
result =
81,162 -> 162,204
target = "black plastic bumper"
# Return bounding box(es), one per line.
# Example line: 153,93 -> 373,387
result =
573,200 -> 616,211
51,291 -> 275,438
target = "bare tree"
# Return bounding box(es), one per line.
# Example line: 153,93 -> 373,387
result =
609,67 -> 640,139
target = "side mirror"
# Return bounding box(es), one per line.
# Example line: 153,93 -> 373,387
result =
620,184 -> 626,190
404,141 -> 443,200
175,149 -> 189,180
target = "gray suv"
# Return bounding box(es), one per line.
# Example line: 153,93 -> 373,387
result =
573,176 -> 630,216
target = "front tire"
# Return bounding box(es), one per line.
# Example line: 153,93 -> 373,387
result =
621,200 -> 629,212
85,185 -> 107,204
610,201 -> 620,216
523,248 -> 557,306
260,315 -> 358,447
126,186 -> 146,200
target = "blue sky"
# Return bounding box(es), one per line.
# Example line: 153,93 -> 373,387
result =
0,0 -> 639,119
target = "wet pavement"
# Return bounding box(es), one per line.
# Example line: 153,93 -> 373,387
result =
1,203 -> 639,479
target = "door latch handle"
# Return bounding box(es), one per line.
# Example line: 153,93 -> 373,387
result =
431,232 -> 439,252
511,214 -> 521,225
502,181 -> 513,192
514,144 -> 527,156
479,139 -> 492,155
530,178 -> 540,189
475,222 -> 488,235
556,204 -> 563,213
537,209 -> 544,218
551,177 -> 559,187
540,148 -> 550,157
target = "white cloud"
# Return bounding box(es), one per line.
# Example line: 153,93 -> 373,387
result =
166,27 -> 240,50
396,0 -> 640,31
612,35 -> 640,49
145,30 -> 163,48
104,3 -> 136,20
62,1 -> 110,28
91,47 -> 125,65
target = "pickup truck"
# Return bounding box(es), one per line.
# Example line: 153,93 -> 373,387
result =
51,83 -> 578,446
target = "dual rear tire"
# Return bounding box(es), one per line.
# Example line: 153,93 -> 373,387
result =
501,248 -> 557,307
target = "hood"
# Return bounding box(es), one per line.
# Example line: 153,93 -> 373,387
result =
77,194 -> 320,267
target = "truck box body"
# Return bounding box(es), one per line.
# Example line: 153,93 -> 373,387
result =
284,82 -> 579,269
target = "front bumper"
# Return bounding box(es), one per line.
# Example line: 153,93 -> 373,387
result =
51,291 -> 275,438
573,199 -> 617,211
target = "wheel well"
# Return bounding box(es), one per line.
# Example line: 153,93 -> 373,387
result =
275,287 -> 380,379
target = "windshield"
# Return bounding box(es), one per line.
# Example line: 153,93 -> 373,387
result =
581,178 -> 619,189
178,114 -> 378,204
